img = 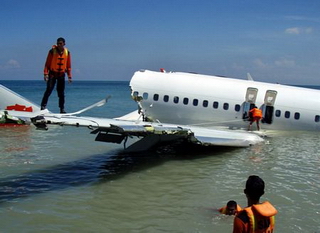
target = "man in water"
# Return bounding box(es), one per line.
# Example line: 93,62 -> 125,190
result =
41,37 -> 72,113
233,175 -> 277,233
219,200 -> 242,215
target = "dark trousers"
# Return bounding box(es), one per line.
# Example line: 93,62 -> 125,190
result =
41,76 -> 65,110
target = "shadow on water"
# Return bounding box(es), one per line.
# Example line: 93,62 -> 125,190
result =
0,145 -> 237,204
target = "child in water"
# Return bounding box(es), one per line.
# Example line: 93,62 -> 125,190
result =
219,200 -> 242,215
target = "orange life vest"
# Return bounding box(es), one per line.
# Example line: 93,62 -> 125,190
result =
243,201 -> 277,233
49,46 -> 69,73
250,108 -> 263,118
219,204 -> 242,215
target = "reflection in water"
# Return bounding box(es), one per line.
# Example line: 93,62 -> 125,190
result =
0,145 -> 235,204
0,151 -> 167,203
0,125 -> 31,153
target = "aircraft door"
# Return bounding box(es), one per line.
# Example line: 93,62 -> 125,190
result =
243,87 -> 258,120
262,90 -> 277,124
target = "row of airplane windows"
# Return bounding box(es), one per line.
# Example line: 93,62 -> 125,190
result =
138,92 -> 320,123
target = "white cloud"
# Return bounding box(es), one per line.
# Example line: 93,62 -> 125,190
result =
285,27 -> 301,34
0,59 -> 21,70
274,58 -> 295,68
253,58 -> 268,68
285,27 -> 313,35
284,16 -> 320,23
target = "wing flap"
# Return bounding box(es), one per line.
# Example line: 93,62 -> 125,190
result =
194,135 -> 256,147
189,126 -> 264,147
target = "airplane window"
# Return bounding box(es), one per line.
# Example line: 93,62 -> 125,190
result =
143,92 -> 148,100
163,95 -> 169,102
193,99 -> 199,106
153,94 -> 159,101
285,111 -> 290,118
183,98 -> 189,105
203,100 -> 208,107
315,115 -> 320,122
294,112 -> 300,120
235,104 -> 241,112
213,101 -> 219,109
223,103 -> 229,110
173,96 -> 179,104
275,110 -> 281,117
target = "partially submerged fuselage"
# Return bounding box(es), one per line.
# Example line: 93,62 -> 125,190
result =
130,70 -> 320,131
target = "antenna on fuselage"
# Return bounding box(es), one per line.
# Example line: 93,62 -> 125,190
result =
247,73 -> 254,81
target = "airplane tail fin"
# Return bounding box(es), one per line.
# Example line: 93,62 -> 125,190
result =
0,84 -> 42,113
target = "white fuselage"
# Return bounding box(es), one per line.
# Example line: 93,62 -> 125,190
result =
130,70 -> 320,131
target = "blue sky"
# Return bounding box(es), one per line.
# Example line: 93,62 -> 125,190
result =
0,0 -> 319,84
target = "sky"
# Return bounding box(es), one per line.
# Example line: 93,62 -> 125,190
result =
0,0 -> 319,84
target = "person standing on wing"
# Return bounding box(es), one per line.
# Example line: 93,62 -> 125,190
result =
248,106 -> 263,131
41,37 -> 72,113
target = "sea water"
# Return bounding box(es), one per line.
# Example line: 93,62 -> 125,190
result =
0,80 -> 319,232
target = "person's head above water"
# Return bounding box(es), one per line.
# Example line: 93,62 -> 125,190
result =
244,175 -> 265,203
225,200 -> 238,215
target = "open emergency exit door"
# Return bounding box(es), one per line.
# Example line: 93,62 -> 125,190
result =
262,90 -> 277,124
243,87 -> 258,120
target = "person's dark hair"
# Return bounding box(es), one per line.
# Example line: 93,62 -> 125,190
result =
245,175 -> 265,201
227,200 -> 237,208
57,37 -> 65,43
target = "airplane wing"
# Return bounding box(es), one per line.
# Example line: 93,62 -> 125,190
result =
0,84 -> 264,152
32,114 -> 264,152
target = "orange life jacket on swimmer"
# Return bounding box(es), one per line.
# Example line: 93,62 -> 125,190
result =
249,108 -> 263,118
219,204 -> 242,215
242,201 -> 277,233
49,46 -> 69,73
